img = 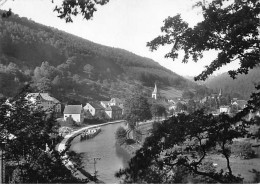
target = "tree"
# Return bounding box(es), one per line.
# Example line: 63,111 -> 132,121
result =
187,99 -> 196,114
115,127 -> 127,145
116,110 -> 246,183
175,102 -> 187,112
1,0 -> 110,22
0,86 -> 86,183
83,64 -> 94,78
117,0 -> 260,184
147,0 -> 260,81
150,103 -> 166,120
182,90 -> 195,100
123,94 -> 152,130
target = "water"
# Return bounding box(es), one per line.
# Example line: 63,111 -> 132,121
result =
70,122 -> 131,183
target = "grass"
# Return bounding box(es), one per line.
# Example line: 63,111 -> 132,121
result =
206,154 -> 260,183
160,86 -> 183,99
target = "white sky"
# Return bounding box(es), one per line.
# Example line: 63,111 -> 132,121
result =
1,0 -> 239,77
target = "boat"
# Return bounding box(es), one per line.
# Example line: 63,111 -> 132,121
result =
80,127 -> 101,141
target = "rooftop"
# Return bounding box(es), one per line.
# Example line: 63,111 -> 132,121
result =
64,105 -> 82,114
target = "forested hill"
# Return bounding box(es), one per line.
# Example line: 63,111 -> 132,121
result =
0,11 -> 200,103
203,67 -> 260,100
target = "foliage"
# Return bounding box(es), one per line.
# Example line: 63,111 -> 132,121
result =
53,0 -> 110,22
175,102 -> 187,112
147,0 -> 260,81
231,141 -> 255,159
150,103 -> 166,119
123,94 -> 152,129
182,90 -> 195,100
1,0 -> 109,23
204,68 -> 260,100
0,11 -> 197,100
115,127 -> 127,145
0,86 -> 86,183
116,110 -> 246,183
118,0 -> 260,183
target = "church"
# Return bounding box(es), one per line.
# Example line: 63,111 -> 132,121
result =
152,83 -> 161,100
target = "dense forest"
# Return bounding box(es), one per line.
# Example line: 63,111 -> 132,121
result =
203,67 -> 260,100
0,11 -> 202,103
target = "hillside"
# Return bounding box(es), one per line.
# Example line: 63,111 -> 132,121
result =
0,11 -> 201,103
203,68 -> 260,100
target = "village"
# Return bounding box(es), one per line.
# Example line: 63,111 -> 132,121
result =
26,83 -> 260,145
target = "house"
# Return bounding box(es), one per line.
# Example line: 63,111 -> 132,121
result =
105,105 -> 122,119
84,102 -> 105,117
219,105 -> 230,113
100,101 -> 110,109
168,103 -> 177,111
27,93 -> 61,114
231,98 -> 247,110
63,105 -> 84,123
109,98 -> 124,109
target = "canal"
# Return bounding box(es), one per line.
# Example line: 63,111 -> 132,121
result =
70,122 -> 131,183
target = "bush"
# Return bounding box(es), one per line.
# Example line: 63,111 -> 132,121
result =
125,139 -> 135,145
115,127 -> 127,145
231,141 -> 255,159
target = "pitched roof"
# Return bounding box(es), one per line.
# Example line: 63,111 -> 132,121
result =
152,83 -> 159,94
106,105 -> 122,111
27,93 -> 60,103
64,105 -> 82,114
89,102 -> 104,110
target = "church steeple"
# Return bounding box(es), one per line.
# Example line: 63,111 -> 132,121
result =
152,82 -> 160,100
218,88 -> 222,97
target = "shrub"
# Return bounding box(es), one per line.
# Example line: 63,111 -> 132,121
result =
115,127 -> 127,145
231,141 -> 255,159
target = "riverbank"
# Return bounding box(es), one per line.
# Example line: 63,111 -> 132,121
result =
56,120 -> 126,183
117,141 -> 142,157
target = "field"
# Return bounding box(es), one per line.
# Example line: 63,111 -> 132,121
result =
160,86 -> 183,99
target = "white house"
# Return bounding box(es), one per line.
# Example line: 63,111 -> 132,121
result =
63,105 -> 84,123
219,105 -> 230,113
84,102 -> 105,117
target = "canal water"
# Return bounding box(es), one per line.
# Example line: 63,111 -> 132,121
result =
70,122 -> 131,183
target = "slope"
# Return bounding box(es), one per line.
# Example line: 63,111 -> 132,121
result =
0,11 -> 199,102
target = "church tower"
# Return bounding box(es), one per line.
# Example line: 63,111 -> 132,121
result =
152,83 -> 161,100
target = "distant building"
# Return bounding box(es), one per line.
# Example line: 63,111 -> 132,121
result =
100,98 -> 124,114
105,105 -> 122,119
152,83 -> 161,100
109,98 -> 124,109
63,105 -> 84,123
84,102 -> 105,117
231,98 -> 247,110
219,105 -> 230,113
27,93 -> 61,114
100,101 -> 110,109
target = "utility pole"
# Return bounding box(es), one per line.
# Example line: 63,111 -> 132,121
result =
93,157 -> 101,180
0,141 -> 6,184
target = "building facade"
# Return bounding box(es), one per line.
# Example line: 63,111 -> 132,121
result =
84,102 -> 105,117
63,105 -> 84,123
27,93 -> 61,114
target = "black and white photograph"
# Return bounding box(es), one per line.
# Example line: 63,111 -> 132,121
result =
0,0 -> 259,184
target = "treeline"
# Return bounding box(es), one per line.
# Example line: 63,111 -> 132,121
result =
204,67 -> 260,100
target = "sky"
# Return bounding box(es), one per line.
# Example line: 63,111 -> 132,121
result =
1,0 -> 239,77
